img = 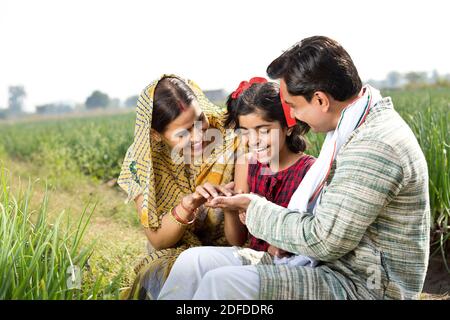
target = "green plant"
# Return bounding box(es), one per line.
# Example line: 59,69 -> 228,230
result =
0,166 -> 122,299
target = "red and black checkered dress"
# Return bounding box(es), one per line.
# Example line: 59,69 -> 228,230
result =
247,154 -> 316,252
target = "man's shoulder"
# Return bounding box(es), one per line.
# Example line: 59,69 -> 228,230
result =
348,100 -> 417,153
341,102 -> 427,182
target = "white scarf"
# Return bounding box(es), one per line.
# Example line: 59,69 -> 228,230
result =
275,85 -> 383,267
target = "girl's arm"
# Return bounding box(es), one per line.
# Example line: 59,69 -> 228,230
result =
224,154 -> 250,246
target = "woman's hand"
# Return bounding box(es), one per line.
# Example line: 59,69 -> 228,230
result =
183,182 -> 236,212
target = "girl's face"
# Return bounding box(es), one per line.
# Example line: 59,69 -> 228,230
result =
237,110 -> 288,164
157,99 -> 210,155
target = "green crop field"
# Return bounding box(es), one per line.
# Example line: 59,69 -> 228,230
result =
0,88 -> 449,299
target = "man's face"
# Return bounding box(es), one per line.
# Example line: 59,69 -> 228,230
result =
280,79 -> 334,133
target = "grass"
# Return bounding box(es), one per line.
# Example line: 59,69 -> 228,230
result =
0,160 -> 145,299
0,165 -> 97,299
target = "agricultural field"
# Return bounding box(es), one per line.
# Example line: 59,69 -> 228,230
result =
0,88 -> 449,299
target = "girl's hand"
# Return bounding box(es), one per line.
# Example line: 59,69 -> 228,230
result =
205,193 -> 252,211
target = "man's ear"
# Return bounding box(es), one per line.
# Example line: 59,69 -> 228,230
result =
313,91 -> 331,113
150,129 -> 162,142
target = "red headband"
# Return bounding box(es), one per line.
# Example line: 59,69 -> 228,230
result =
231,77 -> 296,128
280,89 -> 297,127
231,77 -> 267,99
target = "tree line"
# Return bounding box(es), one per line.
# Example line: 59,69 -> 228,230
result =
0,87 -> 139,119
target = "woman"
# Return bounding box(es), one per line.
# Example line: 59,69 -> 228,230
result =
117,74 -> 238,299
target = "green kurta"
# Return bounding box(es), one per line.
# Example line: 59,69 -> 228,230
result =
240,97 -> 430,300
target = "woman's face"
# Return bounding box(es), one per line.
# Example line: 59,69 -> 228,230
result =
237,110 -> 288,164
159,99 -> 210,156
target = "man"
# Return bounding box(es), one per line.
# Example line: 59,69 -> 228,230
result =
158,36 -> 430,300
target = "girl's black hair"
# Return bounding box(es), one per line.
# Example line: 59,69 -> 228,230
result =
225,82 -> 309,153
152,77 -> 197,133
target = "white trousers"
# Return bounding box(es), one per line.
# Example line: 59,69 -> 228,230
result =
157,246 -> 260,300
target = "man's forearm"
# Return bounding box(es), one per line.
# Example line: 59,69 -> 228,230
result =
245,196 -> 320,258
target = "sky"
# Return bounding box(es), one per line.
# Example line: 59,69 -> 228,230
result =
1,0 -> 449,111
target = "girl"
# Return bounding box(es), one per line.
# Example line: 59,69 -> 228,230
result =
223,78 -> 315,258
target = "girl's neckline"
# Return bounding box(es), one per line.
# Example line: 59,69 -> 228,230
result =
258,153 -> 308,175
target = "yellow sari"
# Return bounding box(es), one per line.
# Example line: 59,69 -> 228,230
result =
117,74 -> 237,299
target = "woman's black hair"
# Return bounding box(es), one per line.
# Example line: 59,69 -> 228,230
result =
267,36 -> 362,102
152,77 -> 197,133
225,82 -> 309,153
